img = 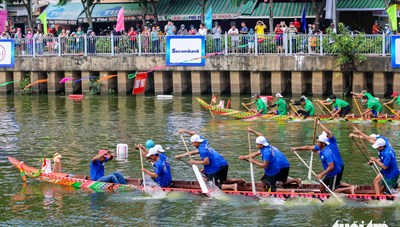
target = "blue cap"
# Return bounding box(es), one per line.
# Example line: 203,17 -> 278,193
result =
145,140 -> 155,149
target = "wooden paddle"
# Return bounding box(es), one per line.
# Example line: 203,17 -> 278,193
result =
319,102 -> 332,116
314,99 -> 327,115
307,118 -> 318,181
138,147 -> 147,192
353,97 -> 364,119
289,104 -> 301,117
247,131 -> 257,196
352,137 -> 392,194
241,102 -> 252,112
293,151 -> 343,202
180,134 -> 209,194
384,104 -> 400,118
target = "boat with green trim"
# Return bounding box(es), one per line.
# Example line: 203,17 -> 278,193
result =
196,98 -> 399,123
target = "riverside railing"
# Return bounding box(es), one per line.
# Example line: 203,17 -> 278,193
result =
12,33 -> 388,57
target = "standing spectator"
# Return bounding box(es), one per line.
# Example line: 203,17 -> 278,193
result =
88,31 -> 96,55
189,24 -> 197,35
127,26 -> 138,53
293,18 -> 301,32
198,23 -> 208,51
372,20 -> 381,34
274,24 -> 284,54
286,22 -> 298,53
59,29 -> 68,54
136,23 -> 142,33
384,23 -> 391,54
57,26 -> 62,36
328,23 -> 337,47
86,26 -> 92,36
34,28 -> 43,55
240,21 -> 248,53
75,26 -> 85,53
247,28 -> 255,54
255,20 -> 266,52
309,30 -> 318,53
228,25 -> 239,53
48,24 -> 57,36
177,24 -> 188,35
25,28 -> 33,55
212,22 -> 222,53
156,26 -> 164,52
14,27 -> 23,56
280,21 -> 287,33
151,26 -> 159,53
141,26 -> 150,53
164,20 -> 176,36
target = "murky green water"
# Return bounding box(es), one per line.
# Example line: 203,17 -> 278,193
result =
0,95 -> 399,226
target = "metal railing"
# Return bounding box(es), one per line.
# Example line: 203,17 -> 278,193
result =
12,33 -> 388,57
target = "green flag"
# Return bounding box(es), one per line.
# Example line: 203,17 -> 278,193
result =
386,4 -> 397,32
37,12 -> 47,34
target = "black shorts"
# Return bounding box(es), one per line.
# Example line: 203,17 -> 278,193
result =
276,167 -> 289,182
261,173 -> 279,192
205,165 -> 228,188
322,175 -> 340,191
339,106 -> 351,117
337,165 -> 344,183
297,110 -> 310,117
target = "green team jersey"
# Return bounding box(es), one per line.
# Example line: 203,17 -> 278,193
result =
304,99 -> 315,116
367,99 -> 383,112
276,98 -> 287,115
333,98 -> 349,109
364,93 -> 378,102
254,98 -> 267,114
396,96 -> 400,105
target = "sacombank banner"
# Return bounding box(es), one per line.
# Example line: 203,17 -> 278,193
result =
166,36 -> 205,67
0,40 -> 14,68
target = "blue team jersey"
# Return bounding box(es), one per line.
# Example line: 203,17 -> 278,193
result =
318,146 -> 341,177
159,153 -> 168,162
379,146 -> 399,179
153,158 -> 172,187
270,145 -> 290,169
89,158 -> 109,181
260,146 -> 280,176
198,137 -> 228,174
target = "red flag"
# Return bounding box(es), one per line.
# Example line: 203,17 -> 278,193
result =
132,72 -> 148,95
211,95 -> 217,103
226,99 -> 231,109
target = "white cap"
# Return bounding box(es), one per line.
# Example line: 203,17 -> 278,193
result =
154,144 -> 165,152
321,131 -> 328,137
372,138 -> 386,149
369,134 -> 380,138
255,136 -> 270,146
190,135 -> 204,143
146,147 -> 158,157
300,95 -> 307,100
326,98 -> 332,102
276,93 -> 283,98
317,134 -> 330,145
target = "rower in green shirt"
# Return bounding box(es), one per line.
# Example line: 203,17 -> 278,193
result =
292,96 -> 314,117
351,90 -> 378,102
242,93 -> 267,114
319,95 -> 352,118
361,95 -> 383,118
383,91 -> 400,115
268,93 -> 287,115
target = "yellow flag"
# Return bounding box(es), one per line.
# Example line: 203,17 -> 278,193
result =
37,12 -> 47,34
386,4 -> 397,32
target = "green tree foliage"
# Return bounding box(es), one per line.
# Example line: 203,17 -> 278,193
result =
311,0 -> 326,30
327,23 -> 367,95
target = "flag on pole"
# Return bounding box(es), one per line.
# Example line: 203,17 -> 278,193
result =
205,7 -> 212,30
132,72 -> 148,95
301,6 -> 307,33
325,0 -> 333,19
37,12 -> 48,34
116,7 -> 125,32
387,4 -> 397,32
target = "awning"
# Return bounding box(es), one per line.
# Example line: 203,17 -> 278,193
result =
39,3 -> 84,25
243,2 -> 315,19
79,3 -> 153,23
157,0 -> 257,21
337,0 -> 385,11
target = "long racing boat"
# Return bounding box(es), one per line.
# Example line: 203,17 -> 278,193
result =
196,98 -> 399,123
8,156 -> 398,201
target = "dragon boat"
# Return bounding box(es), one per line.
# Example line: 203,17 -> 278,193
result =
8,157 -> 398,201
196,98 -> 399,123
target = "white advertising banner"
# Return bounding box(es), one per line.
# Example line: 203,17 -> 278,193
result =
0,40 -> 15,68
166,36 -> 205,67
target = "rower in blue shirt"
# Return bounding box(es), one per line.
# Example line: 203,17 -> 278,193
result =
90,150 -> 126,184
175,129 -> 243,191
351,126 -> 393,151
141,147 -> 172,187
369,138 -> 399,194
239,128 -> 301,192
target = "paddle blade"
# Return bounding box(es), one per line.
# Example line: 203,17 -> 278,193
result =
249,163 -> 256,195
192,164 -> 209,194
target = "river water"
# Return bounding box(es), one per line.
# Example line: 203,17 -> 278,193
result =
0,95 -> 399,226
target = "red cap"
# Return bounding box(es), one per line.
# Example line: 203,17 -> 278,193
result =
391,91 -> 399,97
